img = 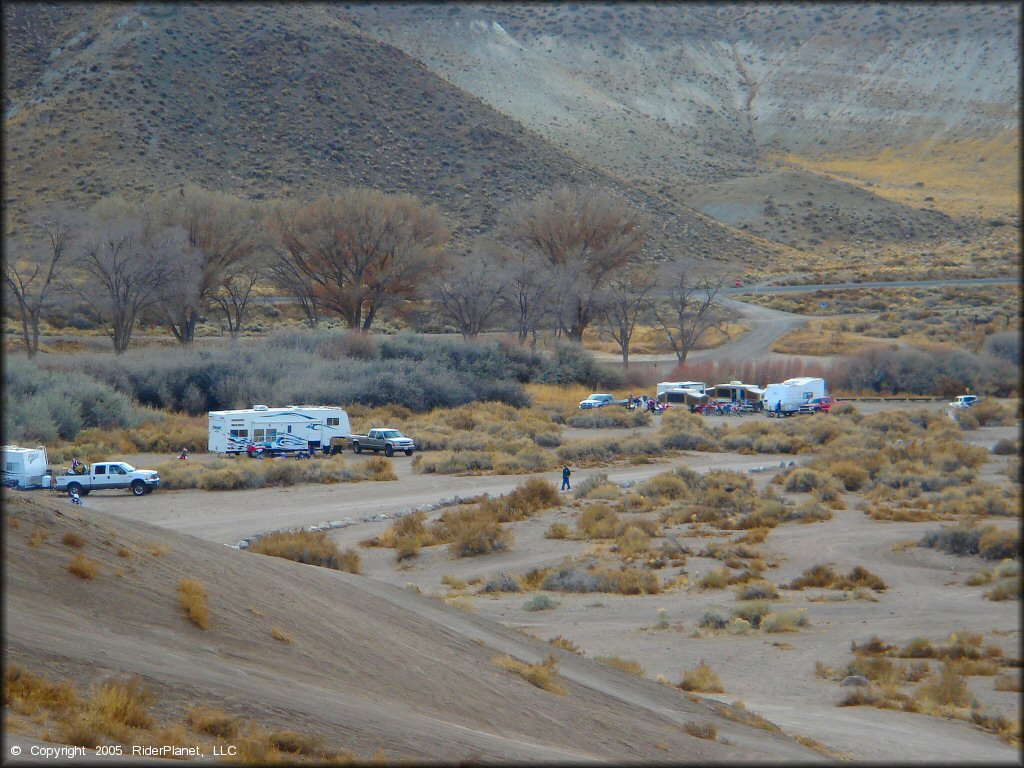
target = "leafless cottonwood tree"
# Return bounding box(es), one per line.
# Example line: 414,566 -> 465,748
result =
75,198 -> 182,354
3,205 -> 79,356
501,247 -> 557,347
269,247 -> 320,328
652,263 -> 727,366
428,241 -> 508,339
274,189 -> 449,331
210,257 -> 266,339
150,186 -> 264,344
507,186 -> 643,342
598,266 -> 657,366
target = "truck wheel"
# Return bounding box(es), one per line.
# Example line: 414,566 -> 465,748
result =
131,480 -> 146,496
67,482 -> 82,496
404,449 -> 414,456
384,444 -> 395,457
353,442 -> 362,454
143,486 -> 154,494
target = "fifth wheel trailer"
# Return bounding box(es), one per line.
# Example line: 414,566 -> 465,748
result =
208,405 -> 350,455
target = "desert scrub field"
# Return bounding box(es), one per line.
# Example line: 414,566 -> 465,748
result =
153,454 -> 395,490
3,664 -> 360,760
823,630 -> 1021,745
361,478 -> 560,560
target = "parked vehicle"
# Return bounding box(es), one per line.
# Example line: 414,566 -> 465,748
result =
55,461 -> 160,497
948,395 -> 979,409
799,395 -> 837,414
2,445 -> 50,490
208,405 -> 350,456
347,428 -> 416,457
578,393 -> 626,410
764,377 -> 827,418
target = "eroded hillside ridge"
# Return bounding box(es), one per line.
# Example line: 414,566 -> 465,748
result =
2,2 -> 781,265
345,3 -> 1019,182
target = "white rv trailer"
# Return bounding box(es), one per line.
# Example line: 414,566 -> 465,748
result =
208,405 -> 351,455
763,377 -> 826,416
2,445 -> 50,489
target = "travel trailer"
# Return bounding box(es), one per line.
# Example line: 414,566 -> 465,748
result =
208,405 -> 351,455
656,381 -> 709,408
710,381 -> 766,408
2,445 -> 50,489
763,378 -> 827,417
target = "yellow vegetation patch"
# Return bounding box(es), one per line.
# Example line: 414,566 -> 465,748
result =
178,578 -> 209,630
493,654 -> 566,696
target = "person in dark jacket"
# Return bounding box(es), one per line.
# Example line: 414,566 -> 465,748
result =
561,465 -> 572,491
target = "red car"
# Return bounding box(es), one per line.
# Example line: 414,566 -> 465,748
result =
799,396 -> 836,414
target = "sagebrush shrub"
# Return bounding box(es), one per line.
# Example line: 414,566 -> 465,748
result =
178,578 -> 209,629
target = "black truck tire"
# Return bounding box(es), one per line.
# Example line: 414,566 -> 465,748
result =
384,444 -> 395,457
131,480 -> 146,496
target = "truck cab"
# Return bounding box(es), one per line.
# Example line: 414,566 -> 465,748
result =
949,395 -> 979,409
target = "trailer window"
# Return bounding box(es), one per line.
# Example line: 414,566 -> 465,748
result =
5,462 -> 15,472
327,418 -> 340,427
230,429 -> 249,439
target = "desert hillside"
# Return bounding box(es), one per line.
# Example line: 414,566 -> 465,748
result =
345,3 -> 1018,182
3,492 -> 824,762
2,2 -> 786,266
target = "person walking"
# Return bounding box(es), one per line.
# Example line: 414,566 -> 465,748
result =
561,465 -> 572,491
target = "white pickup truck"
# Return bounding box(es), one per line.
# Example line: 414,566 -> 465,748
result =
55,461 -> 160,497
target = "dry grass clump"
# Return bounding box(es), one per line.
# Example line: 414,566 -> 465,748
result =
441,574 -> 467,590
248,529 -> 361,573
178,578 -> 209,629
984,580 -> 1021,601
28,527 -> 48,547
786,564 -> 888,592
541,559 -> 660,595
446,510 -> 513,558
548,636 -> 583,655
493,655 -> 566,696
762,609 -> 809,633
545,522 -> 570,539
61,531 -> 85,548
733,580 -> 779,601
572,472 -> 621,500
481,572 -> 522,593
186,705 -> 241,737
67,554 -> 100,580
680,661 -> 725,693
270,626 -> 293,644
595,656 -> 644,676
994,673 -> 1022,692
683,721 -> 718,740
709,699 -> 783,733
89,677 -> 153,731
4,665 -> 78,715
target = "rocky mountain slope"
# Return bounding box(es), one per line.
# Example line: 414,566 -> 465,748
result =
3,492 -> 825,762
345,3 -> 1018,182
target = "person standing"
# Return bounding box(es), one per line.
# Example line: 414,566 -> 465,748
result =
561,465 -> 572,491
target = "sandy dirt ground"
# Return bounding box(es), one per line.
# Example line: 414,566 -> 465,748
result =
7,401 -> 1020,763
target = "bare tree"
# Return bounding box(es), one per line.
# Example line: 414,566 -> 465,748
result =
150,186 -> 264,344
652,264 -> 727,366
428,241 -> 507,339
3,205 -> 78,357
598,266 -> 657,366
268,249 -> 319,328
75,198 -> 181,354
274,190 -> 450,331
211,259 -> 264,339
507,186 -> 643,342
501,246 -> 557,347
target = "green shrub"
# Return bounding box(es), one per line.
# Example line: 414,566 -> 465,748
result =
524,594 -> 559,611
